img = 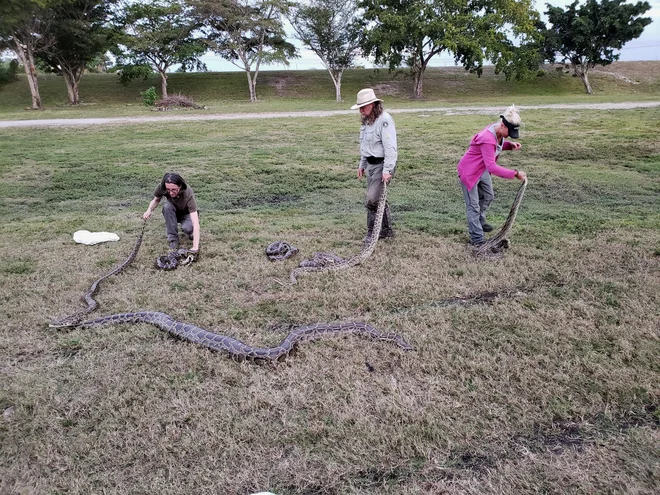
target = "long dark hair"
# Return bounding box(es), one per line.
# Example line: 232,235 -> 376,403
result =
361,101 -> 384,125
160,172 -> 187,191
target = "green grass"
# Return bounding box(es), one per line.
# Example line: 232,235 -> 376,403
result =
0,67 -> 659,494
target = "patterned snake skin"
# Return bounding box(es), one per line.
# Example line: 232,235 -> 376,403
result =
155,248 -> 198,270
290,183 -> 388,284
265,241 -> 299,262
65,311 -> 414,361
473,177 -> 528,258
49,220 -> 146,328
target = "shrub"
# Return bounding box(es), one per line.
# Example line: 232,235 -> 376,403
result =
0,59 -> 19,86
140,86 -> 158,106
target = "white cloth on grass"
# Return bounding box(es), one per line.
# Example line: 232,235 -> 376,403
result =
73,230 -> 120,245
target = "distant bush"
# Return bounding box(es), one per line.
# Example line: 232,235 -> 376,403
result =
140,86 -> 158,106
0,59 -> 19,86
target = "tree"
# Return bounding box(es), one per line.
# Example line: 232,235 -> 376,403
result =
357,0 -> 541,99
114,0 -> 206,98
38,0 -> 118,105
193,0 -> 297,102
544,0 -> 652,94
289,0 -> 360,102
0,0 -> 55,109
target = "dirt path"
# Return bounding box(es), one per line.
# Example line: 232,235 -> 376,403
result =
1,101 -> 659,128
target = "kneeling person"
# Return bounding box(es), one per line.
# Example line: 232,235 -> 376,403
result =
144,172 -> 200,253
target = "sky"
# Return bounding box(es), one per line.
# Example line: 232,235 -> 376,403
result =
201,0 -> 660,72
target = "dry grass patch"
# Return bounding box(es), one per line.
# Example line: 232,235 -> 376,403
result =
1,109 -> 658,493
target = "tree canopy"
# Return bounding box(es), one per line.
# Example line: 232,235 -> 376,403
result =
544,0 -> 652,94
38,0 -> 118,105
193,0 -> 297,102
357,0 -> 541,99
289,0 -> 360,102
113,0 -> 207,98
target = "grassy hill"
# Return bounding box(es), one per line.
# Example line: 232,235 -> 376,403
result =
1,61 -> 659,119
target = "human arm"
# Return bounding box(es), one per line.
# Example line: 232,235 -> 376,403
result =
189,211 -> 200,251
143,196 -> 161,219
480,144 -> 517,179
503,141 -> 522,151
380,115 -> 398,179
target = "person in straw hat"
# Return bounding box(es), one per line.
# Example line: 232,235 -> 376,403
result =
351,88 -> 398,243
457,105 -> 527,246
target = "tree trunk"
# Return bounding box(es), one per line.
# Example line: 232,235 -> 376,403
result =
12,37 -> 42,110
246,70 -> 257,102
61,68 -> 81,105
159,71 -> 168,98
580,70 -> 593,95
329,69 -> 343,102
411,61 -> 426,99
573,63 -> 593,94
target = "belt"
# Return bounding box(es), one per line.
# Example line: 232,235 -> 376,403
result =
366,156 -> 384,165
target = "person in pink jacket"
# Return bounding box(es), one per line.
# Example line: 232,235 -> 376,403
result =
457,105 -> 527,246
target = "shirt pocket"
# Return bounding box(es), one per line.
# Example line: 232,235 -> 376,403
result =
360,125 -> 376,145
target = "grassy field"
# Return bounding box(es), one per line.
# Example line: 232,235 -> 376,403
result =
0,64 -> 659,494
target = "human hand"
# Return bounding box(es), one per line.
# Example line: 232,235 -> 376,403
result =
143,210 -> 152,220
511,142 -> 522,150
357,168 -> 365,179
178,248 -> 199,267
382,172 -> 392,184
516,170 -> 527,181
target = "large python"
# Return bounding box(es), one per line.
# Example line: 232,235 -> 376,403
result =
290,183 -> 388,284
49,220 -> 147,328
57,311 -> 414,362
473,177 -> 528,258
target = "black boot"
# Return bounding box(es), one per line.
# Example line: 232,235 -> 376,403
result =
379,204 -> 395,239
364,209 -> 376,244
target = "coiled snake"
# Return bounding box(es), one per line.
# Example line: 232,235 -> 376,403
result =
290,183 -> 389,284
473,177 -> 528,258
60,311 -> 414,362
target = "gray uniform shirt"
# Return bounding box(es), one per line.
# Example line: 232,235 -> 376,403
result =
358,111 -> 398,175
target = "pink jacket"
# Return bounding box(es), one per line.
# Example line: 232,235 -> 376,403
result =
457,125 -> 516,190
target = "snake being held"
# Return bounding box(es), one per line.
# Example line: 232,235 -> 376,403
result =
473,177 -> 528,258
155,248 -> 199,270
49,220 -> 147,328
290,183 -> 388,284
57,311 -> 414,362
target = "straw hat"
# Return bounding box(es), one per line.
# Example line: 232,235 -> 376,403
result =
350,88 -> 382,109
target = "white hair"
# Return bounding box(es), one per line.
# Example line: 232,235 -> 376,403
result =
501,104 -> 521,126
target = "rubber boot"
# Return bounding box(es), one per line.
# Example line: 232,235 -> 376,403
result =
363,209 -> 376,244
379,204 -> 395,239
